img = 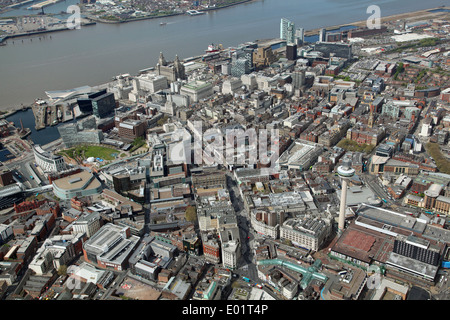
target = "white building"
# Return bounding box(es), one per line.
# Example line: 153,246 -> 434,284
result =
280,217 -> 330,251
33,144 -> 66,173
0,224 -> 13,244
241,74 -> 258,90
420,122 -> 433,137
72,212 -> 101,238
250,210 -> 280,239
28,234 -> 84,275
180,80 -> 213,103
136,73 -> 168,94
219,219 -> 241,270
222,239 -> 240,270
222,78 -> 242,95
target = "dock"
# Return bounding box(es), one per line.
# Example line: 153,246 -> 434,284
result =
31,103 -> 47,130
27,0 -> 63,10
6,0 -> 34,8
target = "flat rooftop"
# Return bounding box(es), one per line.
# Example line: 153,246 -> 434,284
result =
331,221 -> 395,264
52,170 -> 101,192
386,252 -> 438,280
356,204 -> 427,234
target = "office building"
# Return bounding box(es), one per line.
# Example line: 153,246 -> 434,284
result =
231,58 -> 250,77
280,217 -> 330,251
180,80 -> 213,103
202,236 -> 221,264
291,69 -> 306,89
253,46 -> 277,69
393,237 -> 440,266
72,212 -> 102,238
117,119 -> 147,140
313,42 -> 352,59
76,89 -> 108,114
92,92 -> 116,119
319,28 -> 327,42
58,117 -> 104,148
278,139 -> 323,171
28,234 -> 85,275
156,52 -> 186,82
33,145 -> 66,173
0,166 -> 14,187
251,210 -> 282,239
191,167 -> 227,188
135,73 -> 169,94
286,45 -> 298,61
295,27 -> 305,45
0,224 -> 13,245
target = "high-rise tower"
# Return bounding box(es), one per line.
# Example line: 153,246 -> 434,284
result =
280,18 -> 295,44
319,28 -> 327,42
337,159 -> 355,233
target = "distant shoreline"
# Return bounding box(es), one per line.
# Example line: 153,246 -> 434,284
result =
85,0 -> 256,24
0,21 -> 95,42
0,4 -> 449,112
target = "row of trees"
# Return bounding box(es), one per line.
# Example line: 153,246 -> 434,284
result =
337,138 -> 375,154
425,142 -> 450,175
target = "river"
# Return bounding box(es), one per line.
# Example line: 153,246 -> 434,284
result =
0,0 -> 447,111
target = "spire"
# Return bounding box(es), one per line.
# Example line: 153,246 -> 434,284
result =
174,54 -> 181,67
173,54 -> 185,80
158,52 -> 167,66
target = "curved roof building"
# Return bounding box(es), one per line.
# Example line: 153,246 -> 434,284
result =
33,145 -> 66,173
52,170 -> 102,200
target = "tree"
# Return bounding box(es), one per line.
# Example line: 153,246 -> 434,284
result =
185,206 -> 197,222
157,115 -> 169,126
57,265 -> 68,276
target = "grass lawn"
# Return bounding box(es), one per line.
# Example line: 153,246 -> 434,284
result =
60,145 -> 120,161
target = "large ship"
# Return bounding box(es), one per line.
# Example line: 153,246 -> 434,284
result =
205,43 -> 222,53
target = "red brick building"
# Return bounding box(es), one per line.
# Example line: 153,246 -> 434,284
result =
14,200 -> 47,214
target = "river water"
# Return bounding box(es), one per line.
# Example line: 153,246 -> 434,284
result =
0,0 -> 447,112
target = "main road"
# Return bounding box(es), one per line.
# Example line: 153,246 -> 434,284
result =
225,171 -> 259,282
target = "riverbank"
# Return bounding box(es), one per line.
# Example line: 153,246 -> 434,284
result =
84,0 -> 256,24
304,5 -> 450,36
1,3 -> 448,112
0,105 -> 31,119
0,20 -> 95,43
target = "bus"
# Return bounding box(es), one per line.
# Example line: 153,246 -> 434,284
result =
242,277 -> 250,283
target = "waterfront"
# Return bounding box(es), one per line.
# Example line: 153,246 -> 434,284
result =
5,108 -> 65,145
0,0 -> 79,17
0,0 -> 448,110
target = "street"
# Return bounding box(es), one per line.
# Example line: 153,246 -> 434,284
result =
225,171 -> 259,283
